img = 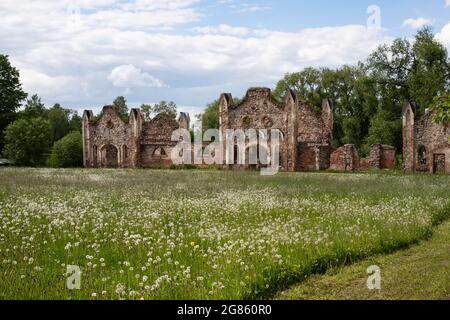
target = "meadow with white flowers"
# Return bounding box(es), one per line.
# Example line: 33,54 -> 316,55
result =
0,168 -> 449,300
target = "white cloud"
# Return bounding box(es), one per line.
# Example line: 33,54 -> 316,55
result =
234,4 -> 271,13
192,24 -> 249,36
402,17 -> 434,29
436,23 -> 450,51
446,0 -> 450,8
218,0 -> 271,13
0,0 -> 392,110
108,64 -> 167,88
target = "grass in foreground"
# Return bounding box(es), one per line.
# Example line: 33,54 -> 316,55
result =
276,219 -> 450,300
0,168 -> 449,299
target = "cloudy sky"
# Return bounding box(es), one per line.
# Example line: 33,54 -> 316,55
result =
1,0 -> 450,116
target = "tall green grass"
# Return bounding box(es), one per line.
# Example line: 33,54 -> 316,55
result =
0,168 -> 449,299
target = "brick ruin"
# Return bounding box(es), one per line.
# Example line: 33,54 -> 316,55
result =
81,90 -> 448,174
82,106 -> 190,168
329,144 -> 397,172
330,144 -> 360,172
402,102 -> 450,173
219,88 -> 333,171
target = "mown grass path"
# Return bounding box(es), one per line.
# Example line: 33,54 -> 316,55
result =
276,219 -> 450,300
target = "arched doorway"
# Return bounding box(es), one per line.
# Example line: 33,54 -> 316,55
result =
101,144 -> 118,168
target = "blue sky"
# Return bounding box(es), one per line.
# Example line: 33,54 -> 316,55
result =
1,0 -> 449,116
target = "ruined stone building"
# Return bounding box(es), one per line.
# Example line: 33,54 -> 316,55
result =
219,87 -> 334,171
402,102 -> 450,173
82,106 -> 190,168
329,144 -> 397,172
81,89 -> 449,174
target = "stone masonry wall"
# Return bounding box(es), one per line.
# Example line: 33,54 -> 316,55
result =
219,87 -> 333,171
82,106 -> 189,168
402,102 -> 450,173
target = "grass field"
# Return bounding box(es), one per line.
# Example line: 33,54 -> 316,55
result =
276,219 -> 450,300
0,168 -> 449,300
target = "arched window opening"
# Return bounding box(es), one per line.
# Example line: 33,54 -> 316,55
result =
418,146 -> 427,165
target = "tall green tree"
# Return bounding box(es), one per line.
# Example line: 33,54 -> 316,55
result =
367,27 -> 449,115
198,97 -> 241,132
141,101 -> 177,120
273,67 -> 322,107
273,65 -> 377,149
3,117 -> 52,166
113,96 -> 128,118
20,94 -> 47,119
409,27 -> 450,110
364,26 -> 449,151
69,112 -> 82,132
153,101 -> 177,120
47,103 -> 71,142
431,93 -> 450,140
199,100 -> 220,131
140,104 -> 153,121
0,54 -> 27,152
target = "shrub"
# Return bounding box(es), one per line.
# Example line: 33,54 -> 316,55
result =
46,131 -> 83,168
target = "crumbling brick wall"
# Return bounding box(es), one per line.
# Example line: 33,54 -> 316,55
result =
330,144 -> 359,172
402,102 -> 450,173
219,87 -> 333,171
366,144 -> 397,170
82,106 -> 189,168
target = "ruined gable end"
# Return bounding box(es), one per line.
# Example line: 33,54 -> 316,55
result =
321,99 -> 333,142
402,101 -> 450,173
219,87 -> 334,172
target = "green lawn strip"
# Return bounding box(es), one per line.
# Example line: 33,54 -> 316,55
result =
275,218 -> 450,300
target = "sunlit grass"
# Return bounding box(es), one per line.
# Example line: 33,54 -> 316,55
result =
0,168 -> 449,299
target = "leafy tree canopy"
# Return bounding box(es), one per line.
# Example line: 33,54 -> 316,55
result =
3,117 -> 52,166
113,96 -> 129,118
46,131 -> 83,168
141,101 -> 177,120
0,54 -> 27,150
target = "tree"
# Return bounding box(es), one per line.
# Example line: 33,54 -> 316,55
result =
3,117 -> 52,166
69,112 -> 82,132
47,103 -> 71,142
46,131 -> 83,168
140,104 -> 153,121
431,93 -> 450,140
198,97 -> 241,132
273,65 -> 377,148
273,68 -> 322,107
20,94 -> 47,119
140,101 -> 177,120
153,101 -> 177,120
113,96 -> 128,118
366,27 -> 449,117
409,27 -> 450,110
200,100 -> 220,131
0,54 -> 27,151
362,108 -> 402,154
